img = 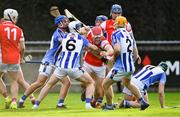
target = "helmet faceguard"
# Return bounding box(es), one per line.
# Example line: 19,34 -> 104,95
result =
54,15 -> 69,28
95,15 -> 108,22
68,21 -> 83,33
110,4 -> 122,16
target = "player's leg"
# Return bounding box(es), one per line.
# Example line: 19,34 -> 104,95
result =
17,67 -> 35,104
81,63 -> 94,102
91,76 -> 104,108
56,76 -> 71,108
0,72 -> 11,109
119,90 -> 140,108
18,64 -> 53,108
8,71 -> 19,109
121,76 -> 149,110
102,77 -> 115,110
91,65 -> 106,108
74,70 -> 95,109
18,74 -> 48,108
0,73 -> 8,98
33,73 -> 60,109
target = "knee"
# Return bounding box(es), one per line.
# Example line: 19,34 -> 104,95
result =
35,80 -> 45,87
64,79 -> 71,87
102,81 -> 108,90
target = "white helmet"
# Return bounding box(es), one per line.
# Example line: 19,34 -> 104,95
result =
3,8 -> 18,22
68,21 -> 83,33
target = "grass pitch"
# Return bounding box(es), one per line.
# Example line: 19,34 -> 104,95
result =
0,92 -> 180,117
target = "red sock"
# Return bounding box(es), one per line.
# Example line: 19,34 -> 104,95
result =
12,98 -> 17,102
2,92 -> 8,98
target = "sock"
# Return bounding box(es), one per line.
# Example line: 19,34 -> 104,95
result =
57,99 -> 64,106
2,92 -> 8,98
12,98 -> 17,103
22,95 -> 27,100
97,97 -> 103,103
86,98 -> 91,104
19,95 -> 27,102
106,104 -> 113,108
5,96 -> 9,101
35,100 -> 40,106
124,100 -> 130,108
138,97 -> 144,103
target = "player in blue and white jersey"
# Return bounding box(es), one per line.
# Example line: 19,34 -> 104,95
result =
102,16 -> 149,110
120,62 -> 168,108
18,15 -> 71,108
32,21 -> 98,109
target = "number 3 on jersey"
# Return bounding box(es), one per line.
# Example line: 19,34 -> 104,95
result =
4,27 -> 17,41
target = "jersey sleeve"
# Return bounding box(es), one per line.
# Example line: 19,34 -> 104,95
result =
100,40 -> 109,49
111,32 -> 120,46
82,35 -> 90,47
159,73 -> 167,84
100,21 -> 106,30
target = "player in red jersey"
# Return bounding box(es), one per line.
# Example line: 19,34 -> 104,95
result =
101,4 -> 136,45
0,8 -> 25,109
1,14 -> 35,108
82,26 -> 114,108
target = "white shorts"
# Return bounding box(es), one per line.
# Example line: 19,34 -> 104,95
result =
0,63 -> 20,72
122,78 -> 146,96
54,67 -> 84,79
106,68 -> 133,81
83,62 -> 106,78
39,64 -> 55,77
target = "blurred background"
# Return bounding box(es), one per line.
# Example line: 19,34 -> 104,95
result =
0,0 -> 180,41
0,0 -> 180,91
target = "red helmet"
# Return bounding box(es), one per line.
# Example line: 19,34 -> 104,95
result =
91,26 -> 103,38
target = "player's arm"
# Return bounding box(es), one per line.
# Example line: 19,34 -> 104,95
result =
133,40 -> 141,64
113,43 -> 120,61
111,33 -> 120,62
99,40 -> 114,57
82,36 -> 98,51
19,31 -> 25,63
158,83 -> 165,108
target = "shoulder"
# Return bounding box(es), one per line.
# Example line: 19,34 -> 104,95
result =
125,22 -> 132,32
13,24 -> 23,32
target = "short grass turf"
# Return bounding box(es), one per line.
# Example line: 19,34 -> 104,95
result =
0,92 -> 180,117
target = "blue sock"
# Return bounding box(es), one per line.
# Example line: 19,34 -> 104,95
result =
138,97 -> 143,102
58,99 -> 64,104
124,100 -> 130,108
21,95 -> 27,101
35,101 -> 40,106
86,98 -> 91,103
97,97 -> 103,103
138,97 -> 146,104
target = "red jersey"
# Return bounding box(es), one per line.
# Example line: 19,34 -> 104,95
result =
101,19 -> 133,45
101,19 -> 115,45
0,21 -> 24,64
84,32 -> 109,66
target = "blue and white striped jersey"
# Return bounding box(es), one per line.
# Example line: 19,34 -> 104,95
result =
57,32 -> 90,68
133,65 -> 166,89
111,28 -> 136,73
41,28 -> 65,65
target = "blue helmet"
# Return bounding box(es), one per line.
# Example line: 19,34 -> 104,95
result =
95,15 -> 108,22
110,4 -> 122,16
54,15 -> 67,25
158,62 -> 168,71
